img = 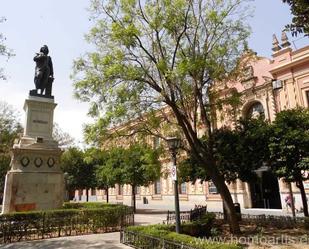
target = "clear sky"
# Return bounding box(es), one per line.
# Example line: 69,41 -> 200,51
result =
0,0 -> 308,144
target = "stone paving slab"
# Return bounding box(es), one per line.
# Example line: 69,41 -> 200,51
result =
0,232 -> 132,249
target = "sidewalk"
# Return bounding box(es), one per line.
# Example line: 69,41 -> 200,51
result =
0,232 -> 132,249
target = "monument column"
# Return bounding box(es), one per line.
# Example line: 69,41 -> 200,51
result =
2,45 -> 64,214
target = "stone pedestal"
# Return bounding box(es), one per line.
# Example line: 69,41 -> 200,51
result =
2,96 -> 64,214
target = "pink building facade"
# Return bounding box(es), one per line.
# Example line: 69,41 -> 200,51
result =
216,32 -> 309,210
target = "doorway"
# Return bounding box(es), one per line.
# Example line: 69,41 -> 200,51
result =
249,171 -> 282,209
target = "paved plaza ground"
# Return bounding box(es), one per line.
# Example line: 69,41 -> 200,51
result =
0,232 -> 132,249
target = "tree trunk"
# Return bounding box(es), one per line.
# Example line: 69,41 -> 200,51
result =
197,152 -> 240,234
297,180 -> 309,217
167,100 -> 240,234
132,184 -> 136,213
288,182 -> 296,220
210,169 -> 241,234
105,187 -> 109,203
86,188 -> 89,202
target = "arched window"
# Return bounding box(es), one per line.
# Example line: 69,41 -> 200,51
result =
245,102 -> 265,119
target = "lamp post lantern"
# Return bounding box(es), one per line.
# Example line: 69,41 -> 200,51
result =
166,137 -> 181,233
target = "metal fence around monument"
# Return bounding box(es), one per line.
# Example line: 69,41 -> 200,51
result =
0,207 -> 134,243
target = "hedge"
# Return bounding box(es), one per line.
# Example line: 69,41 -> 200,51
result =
0,203 -> 134,243
125,224 -> 243,249
62,202 -> 122,209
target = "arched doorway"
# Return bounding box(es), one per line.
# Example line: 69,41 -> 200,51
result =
243,101 -> 265,119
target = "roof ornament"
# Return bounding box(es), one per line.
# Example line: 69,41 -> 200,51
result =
272,34 -> 281,52
281,31 -> 291,48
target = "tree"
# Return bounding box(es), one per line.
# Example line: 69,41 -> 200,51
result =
72,0 -> 252,233
61,147 -> 96,202
0,17 -> 14,80
282,0 -> 309,36
84,147 -> 121,203
53,123 -> 75,148
120,144 -> 161,213
179,118 -> 271,185
0,101 -> 22,194
269,108 -> 309,217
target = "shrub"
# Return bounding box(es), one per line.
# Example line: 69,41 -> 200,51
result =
182,212 -> 216,237
125,224 -> 242,249
62,202 -> 121,209
0,204 -> 133,243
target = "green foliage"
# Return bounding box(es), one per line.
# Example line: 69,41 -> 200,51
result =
52,123 -> 75,148
62,201 -> 121,209
182,213 -> 216,237
73,0 -> 252,233
61,147 -> 96,193
72,0 -> 251,144
126,223 -> 243,249
0,101 -> 22,193
92,147 -> 123,190
179,118 -> 271,183
0,204 -> 133,243
282,0 -> 309,36
120,144 -> 161,187
0,17 -> 14,80
269,108 -> 309,182
92,144 -> 160,210
269,108 -> 309,216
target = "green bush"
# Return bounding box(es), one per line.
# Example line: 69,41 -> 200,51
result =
62,202 -> 121,209
0,204 -> 133,243
126,224 -> 243,249
181,212 -> 215,237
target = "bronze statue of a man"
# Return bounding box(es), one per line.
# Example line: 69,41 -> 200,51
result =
33,45 -> 54,96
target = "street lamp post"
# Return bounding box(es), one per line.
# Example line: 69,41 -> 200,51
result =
166,137 -> 181,233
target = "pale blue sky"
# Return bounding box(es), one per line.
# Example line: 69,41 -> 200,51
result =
0,0 -> 308,143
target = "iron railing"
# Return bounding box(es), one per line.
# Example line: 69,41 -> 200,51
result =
211,211 -> 305,228
165,205 -> 207,224
0,207 -> 134,243
121,230 -> 196,249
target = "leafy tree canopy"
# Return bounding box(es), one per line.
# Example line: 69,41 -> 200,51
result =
120,144 -> 161,187
0,101 -> 22,193
269,108 -> 309,216
73,0 -> 251,145
61,147 -> 96,192
269,108 -> 309,182
282,0 -> 309,36
53,123 -> 75,148
84,147 -> 121,190
179,118 -> 271,184
72,0 -> 252,233
0,17 -> 14,80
